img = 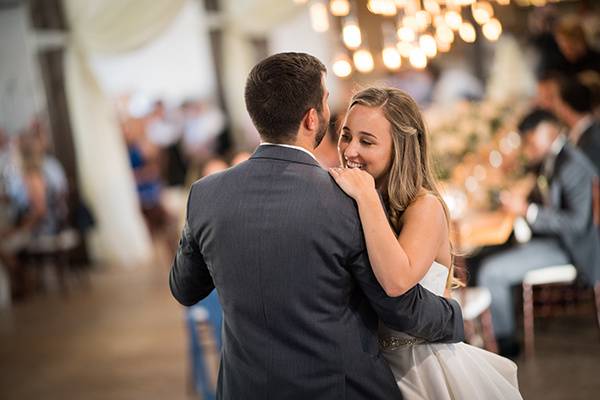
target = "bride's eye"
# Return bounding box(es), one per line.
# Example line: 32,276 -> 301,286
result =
340,133 -> 351,141
361,140 -> 373,146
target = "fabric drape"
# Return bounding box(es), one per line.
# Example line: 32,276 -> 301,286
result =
63,0 -> 185,266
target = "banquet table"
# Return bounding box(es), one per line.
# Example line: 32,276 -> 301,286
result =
453,211 -> 515,253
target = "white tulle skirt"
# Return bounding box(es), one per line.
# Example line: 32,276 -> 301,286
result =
382,342 -> 523,400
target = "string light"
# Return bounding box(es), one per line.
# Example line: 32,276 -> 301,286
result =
329,0 -> 350,16
353,49 -> 375,73
445,10 -> 463,31
483,18 -> 502,41
419,34 -> 438,58
382,46 -> 402,69
409,47 -> 428,69
459,22 -> 477,43
299,0 -> 528,75
342,17 -> 362,49
471,1 -> 494,25
332,53 -> 353,77
397,26 -> 416,42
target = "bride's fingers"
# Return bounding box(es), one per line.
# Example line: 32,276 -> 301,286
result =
329,167 -> 343,176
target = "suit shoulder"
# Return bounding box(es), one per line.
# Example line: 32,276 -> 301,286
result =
561,145 -> 597,178
313,167 -> 357,206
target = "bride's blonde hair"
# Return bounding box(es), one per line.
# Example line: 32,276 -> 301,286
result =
347,87 -> 464,289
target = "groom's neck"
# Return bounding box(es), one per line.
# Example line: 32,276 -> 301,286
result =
290,134 -> 316,154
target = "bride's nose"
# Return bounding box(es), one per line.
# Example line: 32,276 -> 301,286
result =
343,140 -> 360,159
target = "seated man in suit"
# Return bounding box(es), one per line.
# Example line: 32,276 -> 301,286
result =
554,77 -> 600,174
477,109 -> 600,356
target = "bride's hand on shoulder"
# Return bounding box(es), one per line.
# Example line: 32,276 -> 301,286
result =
328,167 -> 376,201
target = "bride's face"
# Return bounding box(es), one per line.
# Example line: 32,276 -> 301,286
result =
338,104 -> 394,187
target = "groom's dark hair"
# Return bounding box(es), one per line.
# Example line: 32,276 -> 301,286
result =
245,52 -> 326,144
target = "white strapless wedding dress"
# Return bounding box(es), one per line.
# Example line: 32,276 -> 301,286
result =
379,262 -> 523,399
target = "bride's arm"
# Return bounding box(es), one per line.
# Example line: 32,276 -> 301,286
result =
330,168 -> 447,297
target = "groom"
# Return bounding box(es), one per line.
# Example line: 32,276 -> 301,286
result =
170,52 -> 464,399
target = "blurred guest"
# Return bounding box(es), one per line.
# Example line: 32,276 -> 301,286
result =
125,118 -> 166,231
554,15 -> 600,75
527,6 -> 567,77
145,100 -> 187,186
146,100 -> 181,149
230,151 -> 250,166
31,119 -> 68,225
181,99 -> 224,163
477,109 -> 600,357
125,117 -> 179,259
578,70 -> 600,117
535,70 -> 561,112
16,130 -> 61,236
201,158 -> 228,177
554,77 -> 600,174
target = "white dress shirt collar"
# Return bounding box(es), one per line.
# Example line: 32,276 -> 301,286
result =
260,142 -> 318,161
569,114 -> 594,145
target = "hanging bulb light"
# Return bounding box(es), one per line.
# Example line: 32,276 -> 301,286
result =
456,0 -> 476,5
402,15 -> 418,31
496,0 -> 510,4
419,34 -> 438,58
433,15 -> 445,27
330,0 -> 350,17
381,0 -> 398,16
471,1 -> 494,25
436,24 -> 455,44
353,49 -> 375,73
482,18 -> 502,41
332,53 -> 353,77
423,0 -> 441,14
309,1 -> 330,32
397,26 -> 416,42
404,0 -> 419,15
382,46 -> 402,69
397,41 -> 414,58
343,17 -> 362,49
368,0 -> 396,15
409,47 -> 428,69
367,0 -> 381,14
415,11 -> 431,32
459,21 -> 477,42
445,10 -> 463,31
437,39 -> 452,52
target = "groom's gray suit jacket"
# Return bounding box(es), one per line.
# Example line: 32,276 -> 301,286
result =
170,145 -> 464,400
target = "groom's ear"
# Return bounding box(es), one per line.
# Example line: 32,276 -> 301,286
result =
303,108 -> 318,132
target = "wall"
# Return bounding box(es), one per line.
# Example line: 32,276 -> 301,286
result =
0,4 -> 45,135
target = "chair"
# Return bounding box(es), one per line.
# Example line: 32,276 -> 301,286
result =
24,228 -> 81,296
454,286 -> 498,352
450,220 -> 499,353
522,177 -> 600,358
186,290 -> 222,400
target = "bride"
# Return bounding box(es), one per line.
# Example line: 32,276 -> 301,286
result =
329,87 -> 522,400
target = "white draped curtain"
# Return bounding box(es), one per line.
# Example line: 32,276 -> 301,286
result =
62,0 -> 185,267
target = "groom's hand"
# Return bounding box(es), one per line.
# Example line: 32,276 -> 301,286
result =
329,167 -> 376,201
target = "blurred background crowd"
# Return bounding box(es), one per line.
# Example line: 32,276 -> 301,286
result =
0,0 -> 599,399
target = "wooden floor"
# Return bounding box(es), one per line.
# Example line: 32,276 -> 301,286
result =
1,262 -> 599,400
